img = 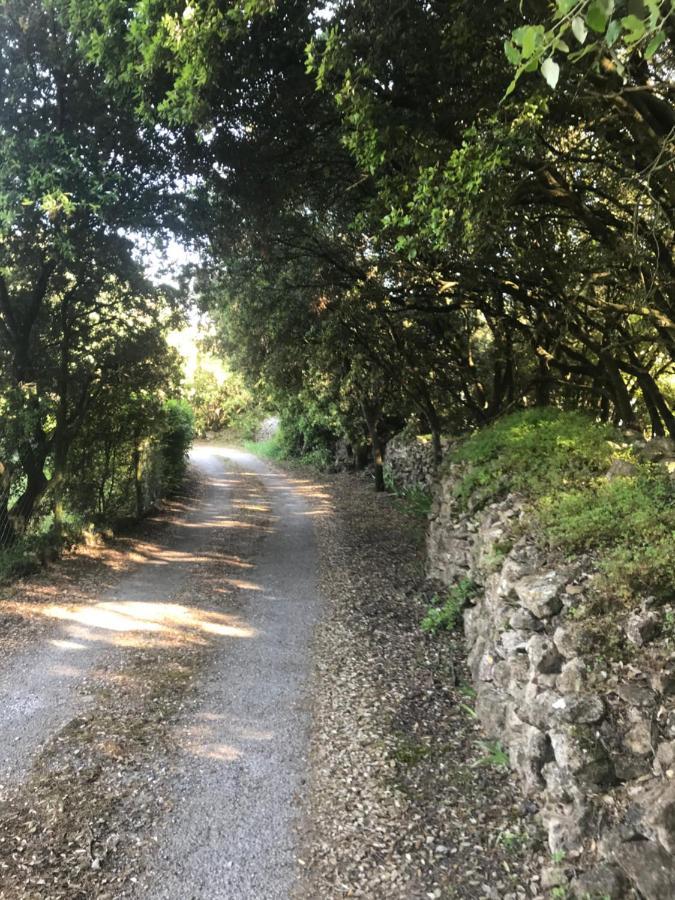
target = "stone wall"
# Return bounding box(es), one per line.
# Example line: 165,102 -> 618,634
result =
384,432 -> 449,492
427,462 -> 675,898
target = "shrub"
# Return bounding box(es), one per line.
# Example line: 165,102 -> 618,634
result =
243,397 -> 337,470
452,408 -> 675,603
186,366 -> 252,434
160,399 -> 195,492
539,466 -> 675,600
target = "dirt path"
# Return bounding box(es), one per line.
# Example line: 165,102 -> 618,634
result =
0,446 -> 327,899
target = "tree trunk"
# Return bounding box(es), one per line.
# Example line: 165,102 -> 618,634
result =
133,442 -> 144,519
421,400 -> 443,465
360,399 -> 385,493
10,465 -> 49,536
0,461 -> 15,548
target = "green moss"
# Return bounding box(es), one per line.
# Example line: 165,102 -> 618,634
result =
539,466 -> 675,600
450,408 -> 623,508
451,408 -> 674,604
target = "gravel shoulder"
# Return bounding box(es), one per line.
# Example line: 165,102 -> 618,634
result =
299,472 -> 546,900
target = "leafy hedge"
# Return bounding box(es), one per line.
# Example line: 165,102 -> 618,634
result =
160,399 -> 195,492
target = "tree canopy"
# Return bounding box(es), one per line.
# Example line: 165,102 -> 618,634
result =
1,0 -> 673,512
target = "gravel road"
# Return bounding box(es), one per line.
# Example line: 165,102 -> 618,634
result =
0,446 -> 324,899
136,447 -> 322,899
0,448 -> 543,900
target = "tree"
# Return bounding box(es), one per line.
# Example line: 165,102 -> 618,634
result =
0,0 -> 184,542
59,0 -> 674,474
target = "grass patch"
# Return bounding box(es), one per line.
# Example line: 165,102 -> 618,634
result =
450,408 -> 623,509
243,435 -> 286,461
539,465 -> 675,601
243,434 -> 332,470
395,485 -> 433,519
450,408 -> 674,603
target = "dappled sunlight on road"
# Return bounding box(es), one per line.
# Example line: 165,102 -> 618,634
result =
43,601 -> 256,646
0,598 -> 257,650
180,710 -> 275,764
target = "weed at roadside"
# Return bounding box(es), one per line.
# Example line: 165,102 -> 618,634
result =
421,578 -> 477,634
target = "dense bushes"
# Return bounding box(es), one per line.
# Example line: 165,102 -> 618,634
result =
0,396 -> 195,582
243,395 -> 338,470
159,400 -> 196,493
186,366 -> 252,436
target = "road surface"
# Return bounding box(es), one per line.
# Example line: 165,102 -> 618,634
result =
0,445 -> 323,899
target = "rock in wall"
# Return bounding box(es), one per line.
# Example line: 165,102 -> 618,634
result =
384,433 -> 450,493
427,463 -> 675,898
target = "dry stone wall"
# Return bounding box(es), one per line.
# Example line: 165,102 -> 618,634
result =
383,433 -> 450,492
427,463 -> 675,899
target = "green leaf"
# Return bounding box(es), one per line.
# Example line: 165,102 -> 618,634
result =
643,0 -> 661,28
504,75 -> 519,98
521,25 -> 543,59
571,16 -> 588,43
511,26 -> 529,47
541,56 -> 560,88
586,2 -> 609,33
504,39 -> 521,65
621,14 -> 646,43
605,18 -> 622,46
555,0 -> 578,16
644,29 -> 666,58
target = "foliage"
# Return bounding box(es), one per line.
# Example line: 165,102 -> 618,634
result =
421,578 -> 477,634
539,465 -> 675,600
475,740 -> 510,768
60,0 -> 675,492
159,400 -> 195,493
0,516 -> 84,583
453,409 -> 675,602
394,486 -> 433,520
450,409 -> 623,508
0,0 -> 185,550
186,366 -> 252,435
243,405 -> 335,470
505,0 -> 672,95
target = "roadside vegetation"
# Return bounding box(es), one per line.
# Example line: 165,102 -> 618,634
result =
448,407 -> 675,605
48,0 -> 673,493
1,2 -> 673,605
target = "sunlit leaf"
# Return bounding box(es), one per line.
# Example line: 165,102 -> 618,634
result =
586,2 -> 609,33
605,18 -> 622,46
555,0 -> 578,16
571,16 -> 588,43
621,14 -> 646,44
541,57 -> 560,88
644,28 -> 666,58
504,40 -> 521,65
